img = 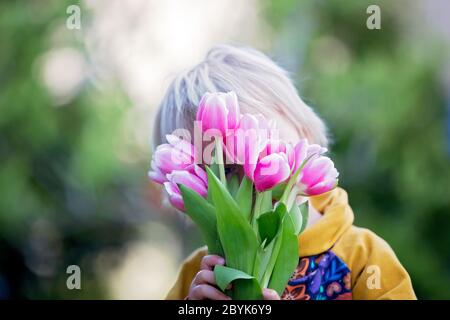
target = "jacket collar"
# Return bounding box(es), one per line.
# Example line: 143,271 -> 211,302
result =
298,187 -> 354,257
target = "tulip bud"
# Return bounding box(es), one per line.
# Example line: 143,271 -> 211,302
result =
148,135 -> 196,185
253,153 -> 291,192
163,167 -> 208,211
297,156 -> 338,196
196,91 -> 241,137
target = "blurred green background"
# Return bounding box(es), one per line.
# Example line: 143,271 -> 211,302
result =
0,0 -> 449,299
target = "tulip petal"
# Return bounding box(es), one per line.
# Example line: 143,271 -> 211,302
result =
243,133 -> 260,179
289,139 -> 308,173
164,182 -> 184,211
297,156 -> 338,196
262,139 -> 289,158
196,92 -> 211,122
166,134 -> 195,159
307,144 -> 327,159
253,154 -> 291,192
224,91 -> 240,130
239,113 -> 260,130
167,170 -> 208,197
148,160 -> 167,184
304,179 -> 337,196
188,164 -> 208,185
199,94 -> 228,136
299,157 -> 334,188
153,144 -> 192,174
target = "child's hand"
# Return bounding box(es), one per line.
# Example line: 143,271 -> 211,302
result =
188,255 -> 231,300
188,255 -> 282,300
262,288 -> 281,300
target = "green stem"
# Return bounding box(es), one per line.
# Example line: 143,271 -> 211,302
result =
279,171 -> 299,205
255,240 -> 274,283
286,185 -> 299,211
279,155 -> 314,204
261,232 -> 282,288
214,137 -> 227,187
251,192 -> 264,231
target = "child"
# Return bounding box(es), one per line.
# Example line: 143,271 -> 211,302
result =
153,45 -> 416,300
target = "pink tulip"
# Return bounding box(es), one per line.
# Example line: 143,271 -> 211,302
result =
261,139 -> 291,158
167,169 -> 208,197
164,166 -> 208,211
237,113 -> 259,131
225,113 -> 263,178
297,156 -> 338,196
148,160 -> 167,184
148,134 -> 196,185
288,139 -> 308,174
307,144 -> 327,159
228,116 -> 293,189
250,139 -> 293,191
224,91 -> 240,130
187,164 -> 208,186
242,135 -> 261,180
288,140 -> 328,176
163,182 -> 185,211
196,91 -> 240,137
166,134 -> 197,158
253,153 -> 291,192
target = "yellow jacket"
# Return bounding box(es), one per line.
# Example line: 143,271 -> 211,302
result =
166,188 -> 416,300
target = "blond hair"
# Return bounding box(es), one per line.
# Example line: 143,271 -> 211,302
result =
153,44 -> 328,148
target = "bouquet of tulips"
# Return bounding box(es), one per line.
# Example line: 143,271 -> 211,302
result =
149,91 -> 339,299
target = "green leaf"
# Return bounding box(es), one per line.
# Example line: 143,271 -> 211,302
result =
288,204 -> 303,235
232,278 -> 263,300
255,240 -> 275,282
260,190 -> 273,213
214,265 -> 253,290
228,174 -> 240,198
251,190 -> 273,234
206,167 -> 258,275
252,241 -> 263,281
179,185 -> 223,256
235,176 -> 253,220
215,265 -> 262,300
268,214 -> 299,296
271,183 -> 287,200
299,201 -> 309,234
257,210 -> 281,246
207,158 -> 220,203
259,203 -> 287,288
209,153 -> 220,177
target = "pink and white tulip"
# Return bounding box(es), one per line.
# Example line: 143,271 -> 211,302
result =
163,182 -> 185,211
253,153 -> 291,192
196,91 -> 240,137
261,139 -> 291,158
288,139 -> 308,174
163,165 -> 208,211
228,121 -> 294,192
288,140 -> 329,176
297,156 -> 338,196
148,134 -> 196,185
252,139 -> 292,192
226,113 -> 264,178
307,144 -> 327,160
